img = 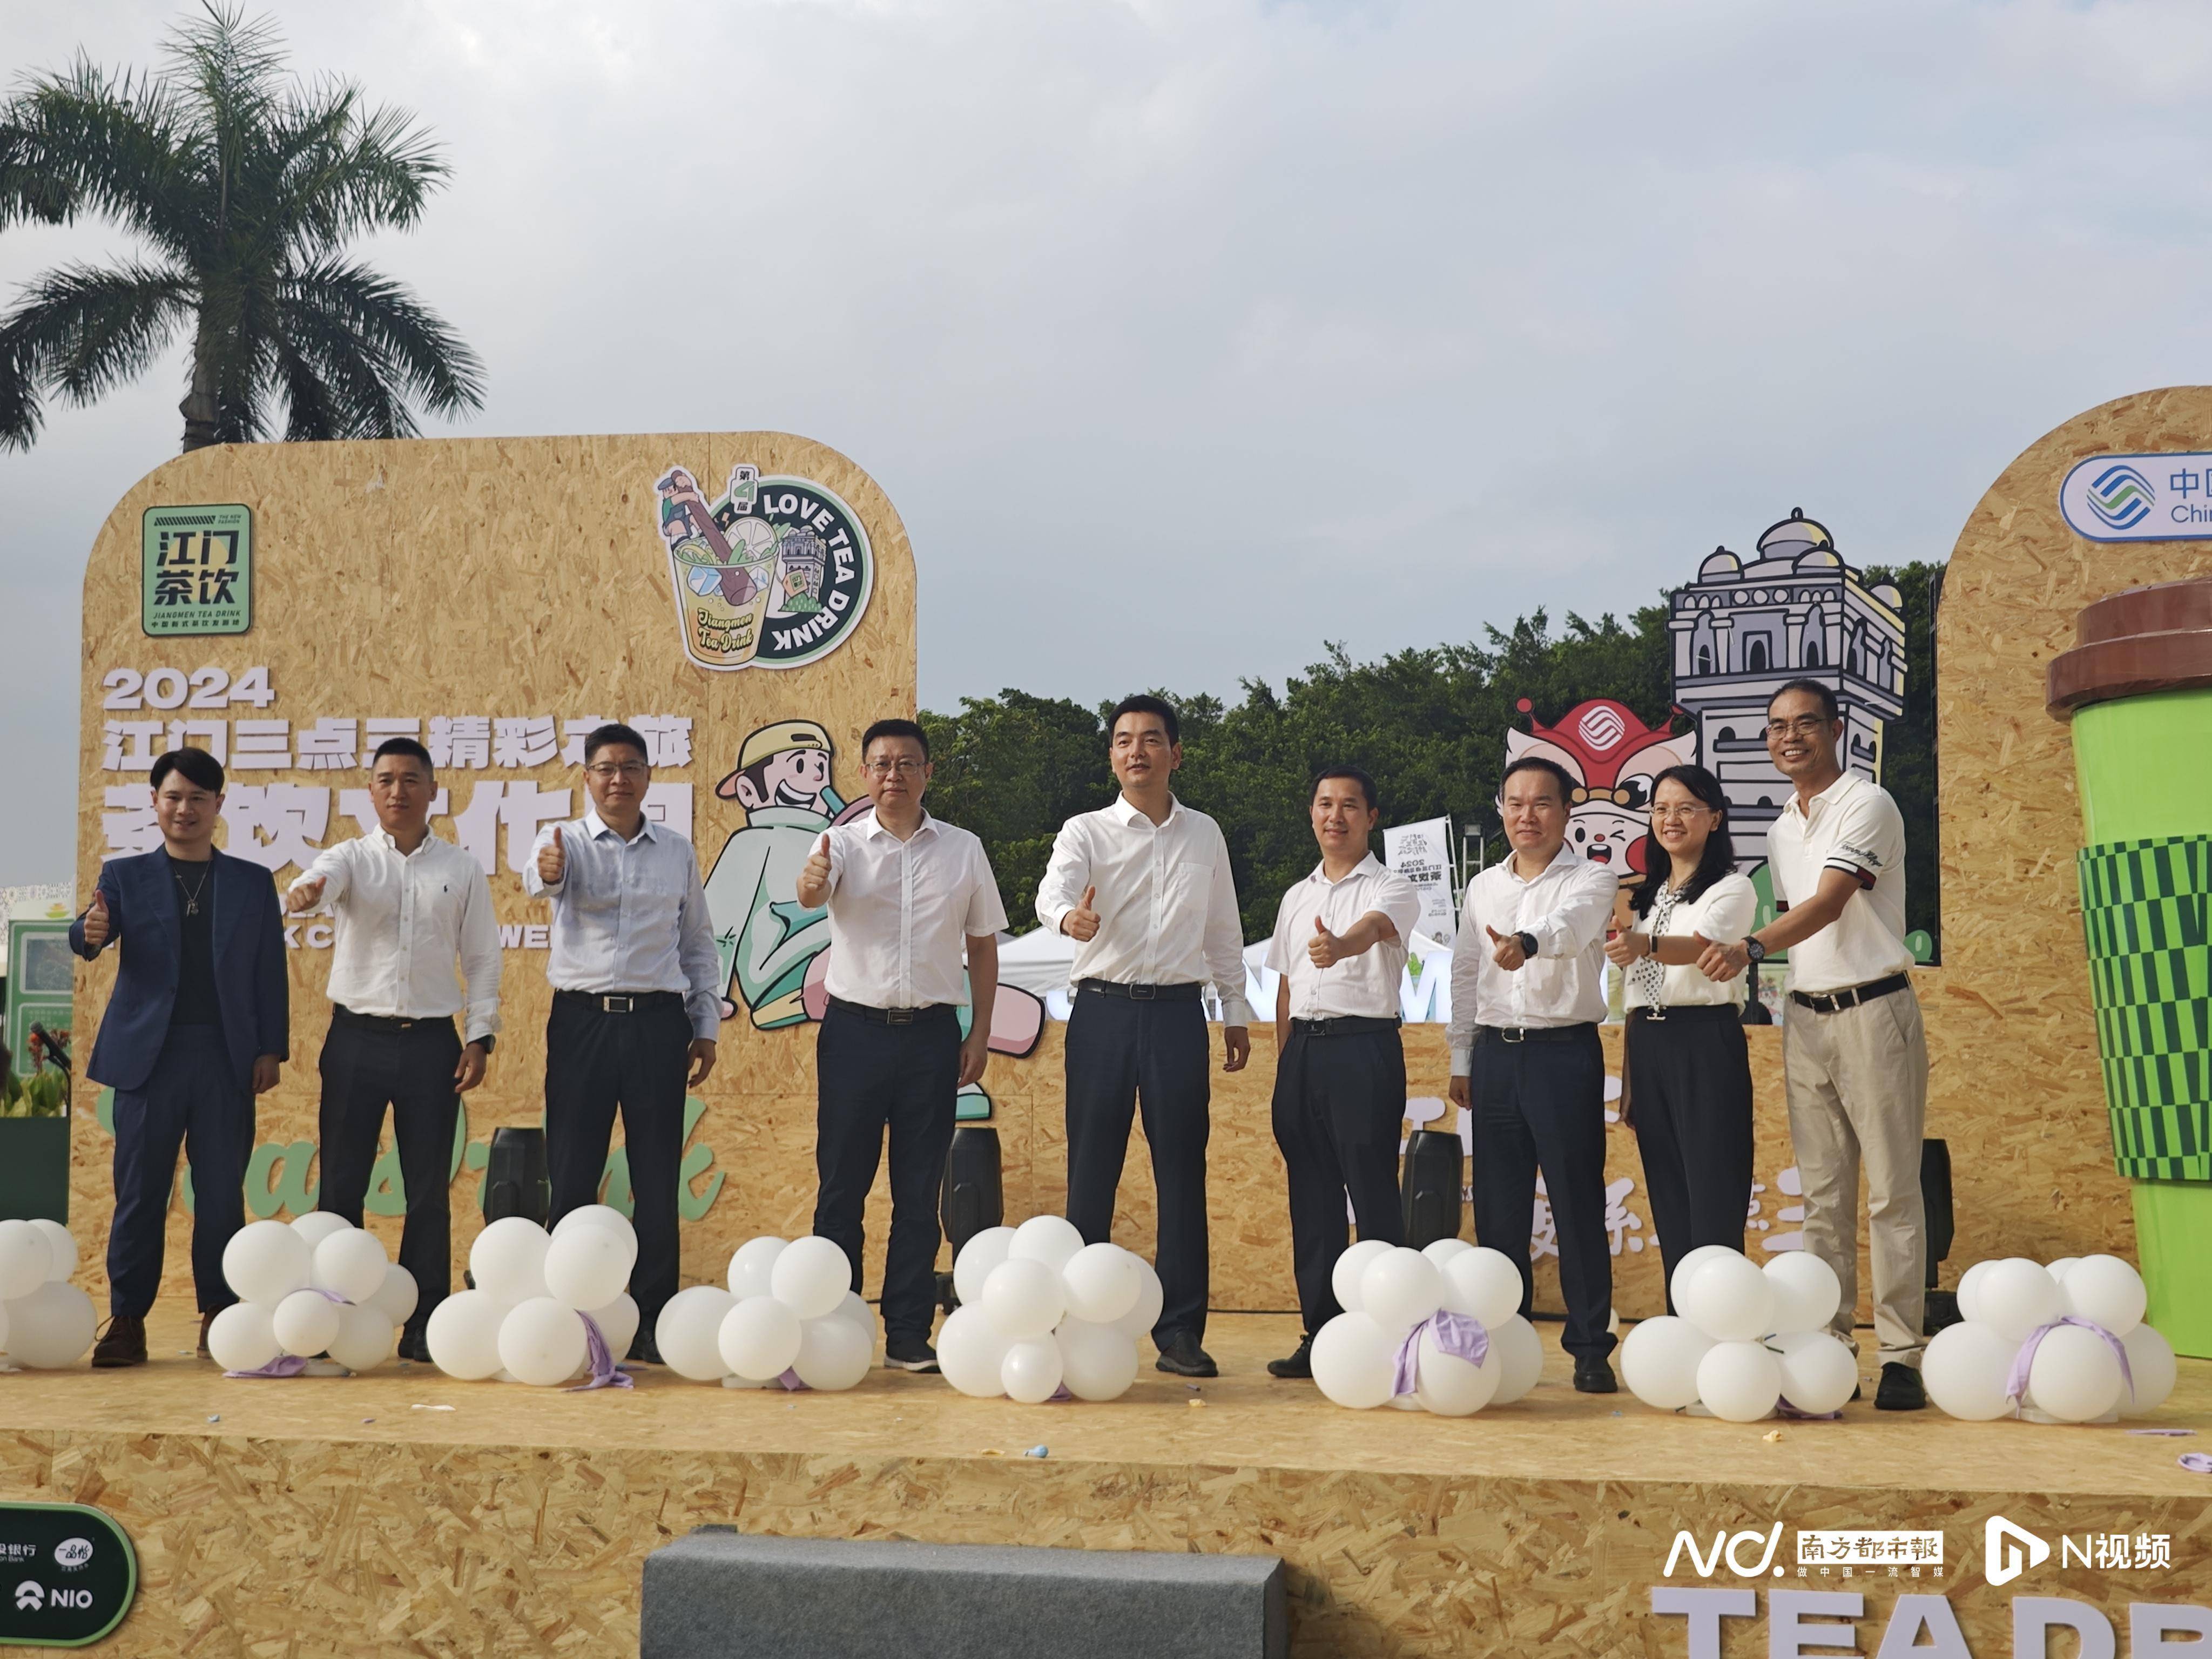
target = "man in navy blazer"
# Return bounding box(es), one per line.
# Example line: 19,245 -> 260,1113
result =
71,747 -> 287,1367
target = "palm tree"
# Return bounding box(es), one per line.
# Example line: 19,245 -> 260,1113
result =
0,3 -> 483,452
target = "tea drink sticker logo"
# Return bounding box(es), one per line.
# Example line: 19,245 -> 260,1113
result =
655,463 -> 873,671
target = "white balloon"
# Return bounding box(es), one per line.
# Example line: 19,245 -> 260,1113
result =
543,1225 -> 633,1312
1388,1391 -> 1426,1411
1056,1317 -> 1140,1400
1440,1247 -> 1523,1331
206,1300 -> 283,1373
719,1294 -> 802,1381
1977,1259 -> 2062,1345
1490,1315 -> 1546,1404
1420,1238 -> 1475,1268
1360,1248 -> 1445,1335
1330,1239 -> 1395,1316
952,1227 -> 1017,1305
273,1289 -> 342,1357
770,1236 -> 854,1321
1001,1338 -> 1066,1403
2025,1324 -> 2123,1422
1,1282 -> 93,1368
368,1264 -> 420,1328
1113,1260 -> 1164,1341
793,1315 -> 873,1391
979,1257 -> 1065,1341
1772,1330 -> 1857,1415
330,1302 -> 395,1373
2056,1255 -> 2146,1338
1921,1321 -> 2019,1421
2045,1257 -> 2082,1284
1411,1325 -> 1501,1416
1311,1311 -> 1400,1410
313,1228 -> 391,1304
469,1217 -> 551,1304
224,1219 -> 312,1305
1696,1340 -> 1782,1422
726,1236 -> 788,1300
831,1291 -> 877,1334
2121,1322 -> 2177,1415
1954,1259 -> 1997,1325
555,1204 -> 639,1263
1669,1245 -> 1741,1312
290,1211 -> 352,1253
500,1297 -> 588,1387
1763,1252 -> 1843,1337
1008,1214 -> 1086,1274
25,1219 -> 75,1283
426,1289 -> 512,1380
1621,1316 -> 1716,1411
0,1301 -> 9,1355
655,1285 -> 737,1381
582,1293 -> 640,1362
1677,1253 -> 1775,1344
938,1305 -> 1013,1398
0,1219 -> 52,1301
1061,1243 -> 1143,1325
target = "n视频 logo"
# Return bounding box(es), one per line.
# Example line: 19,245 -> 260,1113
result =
2083,464 -> 2154,531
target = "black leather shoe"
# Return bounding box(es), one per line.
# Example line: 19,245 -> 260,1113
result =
1874,1361 -> 1926,1411
1266,1337 -> 1314,1379
1573,1355 -> 1617,1393
92,1314 -> 148,1369
1155,1332 -> 1218,1378
883,1337 -> 939,1373
397,1326 -> 431,1364
626,1331 -> 664,1367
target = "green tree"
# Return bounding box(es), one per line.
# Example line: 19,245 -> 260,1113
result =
0,3 -> 483,451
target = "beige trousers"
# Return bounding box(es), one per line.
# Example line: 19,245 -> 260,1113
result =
1782,984 -> 1929,1366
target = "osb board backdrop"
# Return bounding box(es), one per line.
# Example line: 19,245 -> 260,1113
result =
68,394 -> 2190,1323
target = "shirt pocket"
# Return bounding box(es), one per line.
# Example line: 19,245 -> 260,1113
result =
1168,853 -> 1216,911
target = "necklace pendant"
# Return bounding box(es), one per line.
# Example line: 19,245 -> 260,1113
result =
186,899 -> 199,915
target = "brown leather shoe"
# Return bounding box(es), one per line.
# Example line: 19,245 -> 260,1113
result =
91,1314 -> 149,1368
199,1311 -> 217,1357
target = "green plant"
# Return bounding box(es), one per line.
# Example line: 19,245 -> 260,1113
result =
0,1065 -> 67,1118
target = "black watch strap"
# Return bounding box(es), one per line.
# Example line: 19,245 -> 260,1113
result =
1743,937 -> 1766,965
469,1034 -> 496,1053
1515,930 -> 1539,958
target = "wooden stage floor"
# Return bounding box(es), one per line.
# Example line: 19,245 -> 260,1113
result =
4,1303 -> 2208,1656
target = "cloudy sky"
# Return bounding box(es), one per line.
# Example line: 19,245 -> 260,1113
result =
5,0 -> 2211,882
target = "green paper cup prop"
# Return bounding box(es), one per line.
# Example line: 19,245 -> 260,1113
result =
2048,577 -> 2212,1357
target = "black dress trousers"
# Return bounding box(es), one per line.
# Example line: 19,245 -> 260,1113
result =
1272,1024 -> 1407,1336
1063,987 -> 1211,1345
544,992 -> 692,1331
1469,1023 -> 1615,1361
1624,1006 -> 1754,1309
316,1011 -> 464,1333
812,1000 -> 961,1344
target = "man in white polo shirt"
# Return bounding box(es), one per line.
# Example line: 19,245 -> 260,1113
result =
1698,678 -> 1927,1411
795,718 -> 1005,1372
1262,766 -> 1422,1380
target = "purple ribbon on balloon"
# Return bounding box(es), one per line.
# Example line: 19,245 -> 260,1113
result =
224,1287 -> 350,1378
1392,1309 -> 1489,1398
568,1311 -> 635,1391
2003,1317 -> 2133,1410
776,1367 -> 808,1391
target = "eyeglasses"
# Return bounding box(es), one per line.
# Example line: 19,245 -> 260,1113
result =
865,759 -> 925,778
1649,804 -> 1714,822
1765,716 -> 1833,739
585,761 -> 649,779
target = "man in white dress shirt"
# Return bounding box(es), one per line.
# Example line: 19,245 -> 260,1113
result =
1262,766 -> 1422,1380
1698,679 -> 1928,1411
1035,695 -> 1252,1378
794,718 -> 1006,1372
525,722 -> 720,1362
1448,754 -> 1621,1392
288,737 -> 500,1360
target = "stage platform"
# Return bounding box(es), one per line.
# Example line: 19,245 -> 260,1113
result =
2,1304 -> 2207,1656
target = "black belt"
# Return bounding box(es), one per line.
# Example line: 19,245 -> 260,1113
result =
1078,979 -> 1203,1003
1478,1022 -> 1597,1046
1290,1015 -> 1401,1037
827,996 -> 956,1028
1626,1003 -> 1743,1027
553,989 -> 686,1014
333,1005 -> 453,1035
1789,972 -> 1911,1015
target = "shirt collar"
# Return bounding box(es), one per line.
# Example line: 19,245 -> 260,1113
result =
861,807 -> 936,841
584,807 -> 658,845
369,826 -> 440,859
1503,843 -> 1582,885
1782,772 -> 1857,824
1309,853 -> 1385,886
1110,793 -> 1182,828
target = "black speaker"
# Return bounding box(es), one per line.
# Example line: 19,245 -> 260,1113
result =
938,1125 -> 1003,1311
483,1126 -> 551,1226
1921,1136 -> 1959,1333
1400,1128 -> 1465,1251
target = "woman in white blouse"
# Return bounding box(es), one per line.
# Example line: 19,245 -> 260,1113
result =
1604,764 -> 1757,1308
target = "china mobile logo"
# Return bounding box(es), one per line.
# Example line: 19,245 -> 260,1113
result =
1664,1523 -> 1783,1578
1986,1516 -> 2051,1587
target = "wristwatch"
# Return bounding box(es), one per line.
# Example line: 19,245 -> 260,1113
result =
1515,930 -> 1539,959
1742,937 -> 1766,966
468,1035 -> 496,1054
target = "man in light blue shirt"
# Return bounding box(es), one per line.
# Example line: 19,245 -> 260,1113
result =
525,722 -> 720,1361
